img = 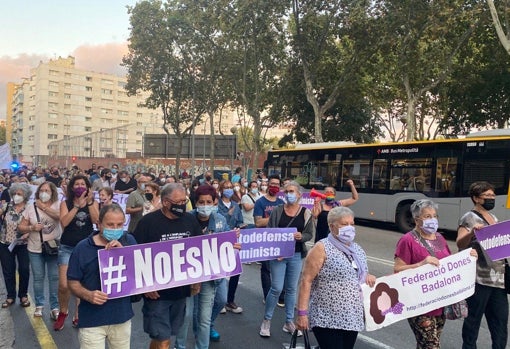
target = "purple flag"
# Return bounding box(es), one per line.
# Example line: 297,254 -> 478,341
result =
238,228 -> 297,263
475,220 -> 510,261
98,231 -> 241,299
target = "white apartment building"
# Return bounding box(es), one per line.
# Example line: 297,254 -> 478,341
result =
8,56 -> 292,166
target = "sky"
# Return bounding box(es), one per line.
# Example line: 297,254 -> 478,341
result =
0,0 -> 139,118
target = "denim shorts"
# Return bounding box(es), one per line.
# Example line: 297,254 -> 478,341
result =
142,298 -> 186,341
57,244 -> 75,266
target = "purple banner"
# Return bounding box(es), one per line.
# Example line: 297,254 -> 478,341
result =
238,228 -> 297,263
276,191 -> 314,210
98,231 -> 242,299
475,220 -> 510,261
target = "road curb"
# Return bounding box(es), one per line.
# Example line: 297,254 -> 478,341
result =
0,270 -> 15,349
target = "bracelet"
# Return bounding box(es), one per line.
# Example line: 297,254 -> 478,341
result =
297,309 -> 308,316
73,205 -> 80,210
87,201 -> 94,206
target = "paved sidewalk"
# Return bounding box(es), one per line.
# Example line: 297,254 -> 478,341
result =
0,270 -> 14,349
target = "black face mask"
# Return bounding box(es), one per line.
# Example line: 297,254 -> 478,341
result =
145,193 -> 154,201
481,198 -> 495,211
170,203 -> 186,217
205,176 -> 212,182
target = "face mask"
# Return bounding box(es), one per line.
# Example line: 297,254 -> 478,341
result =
102,228 -> 124,241
251,188 -> 259,195
13,195 -> 23,205
234,186 -> 240,192
325,197 -> 336,206
268,185 -> 280,196
170,203 -> 186,217
145,193 -> 154,201
205,176 -> 212,182
337,225 -> 356,243
212,183 -> 219,189
421,218 -> 439,235
31,176 -> 37,181
243,182 -> 248,188
197,205 -> 215,217
121,177 -> 128,183
39,192 -> 51,203
223,188 -> 234,198
52,171 -> 59,176
111,169 -> 118,174
105,175 -> 112,180
260,185 -> 268,191
286,193 -> 297,204
481,198 -> 495,211
74,187 -> 87,197
140,183 -> 146,191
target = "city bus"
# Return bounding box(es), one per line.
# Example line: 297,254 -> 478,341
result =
264,130 -> 510,233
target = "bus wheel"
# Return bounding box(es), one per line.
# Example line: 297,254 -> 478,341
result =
396,202 -> 415,233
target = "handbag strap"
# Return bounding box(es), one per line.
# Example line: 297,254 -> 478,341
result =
285,206 -> 304,228
412,229 -> 436,258
290,329 -> 311,349
33,203 -> 43,244
470,210 -> 490,225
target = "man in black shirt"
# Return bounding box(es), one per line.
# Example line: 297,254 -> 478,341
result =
46,167 -> 62,187
134,183 -> 202,349
114,171 -> 137,194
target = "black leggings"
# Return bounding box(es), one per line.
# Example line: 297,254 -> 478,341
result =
312,327 -> 358,349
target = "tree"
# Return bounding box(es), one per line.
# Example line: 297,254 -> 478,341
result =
373,0 -> 481,140
219,0 -> 289,171
123,0 -> 207,175
290,0 -> 380,142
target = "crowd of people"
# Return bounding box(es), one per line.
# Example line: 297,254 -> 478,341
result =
0,162 -> 507,349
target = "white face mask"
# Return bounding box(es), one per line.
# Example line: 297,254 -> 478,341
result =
13,195 -> 24,205
39,192 -> 51,203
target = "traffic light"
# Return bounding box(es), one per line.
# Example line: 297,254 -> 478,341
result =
72,156 -> 77,162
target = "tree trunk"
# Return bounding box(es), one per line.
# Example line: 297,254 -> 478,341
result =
208,110 -> 215,171
487,0 -> 510,55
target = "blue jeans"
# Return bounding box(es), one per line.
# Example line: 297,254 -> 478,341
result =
462,283 -> 508,349
264,252 -> 302,322
211,278 -> 227,328
0,243 -> 30,300
28,251 -> 59,309
175,281 -> 216,349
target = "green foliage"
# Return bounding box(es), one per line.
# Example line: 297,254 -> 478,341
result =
0,125 -> 5,145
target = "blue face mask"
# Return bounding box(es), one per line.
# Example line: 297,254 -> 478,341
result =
102,228 -> 124,241
251,188 -> 259,195
285,193 -> 298,204
223,188 -> 234,198
111,168 -> 118,174
197,205 -> 216,217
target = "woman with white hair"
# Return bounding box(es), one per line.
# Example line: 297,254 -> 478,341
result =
296,206 -> 375,349
259,181 -> 314,338
0,183 -> 32,308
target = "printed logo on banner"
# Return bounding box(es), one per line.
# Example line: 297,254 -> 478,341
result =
474,220 -> 510,261
237,228 -> 297,263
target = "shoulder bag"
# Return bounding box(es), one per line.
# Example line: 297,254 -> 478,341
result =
282,329 -> 312,349
412,230 -> 468,319
34,203 -> 59,256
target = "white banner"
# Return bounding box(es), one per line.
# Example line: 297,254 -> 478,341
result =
0,143 -> 13,170
362,249 -> 476,331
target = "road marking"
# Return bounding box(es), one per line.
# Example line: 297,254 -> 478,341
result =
358,334 -> 396,349
367,255 -> 394,267
24,293 -> 58,348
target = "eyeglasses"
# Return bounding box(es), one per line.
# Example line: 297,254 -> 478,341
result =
167,198 -> 189,206
479,194 -> 495,199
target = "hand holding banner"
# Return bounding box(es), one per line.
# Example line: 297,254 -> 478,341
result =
362,249 -> 476,331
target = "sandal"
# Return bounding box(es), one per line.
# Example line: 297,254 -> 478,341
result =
20,297 -> 30,308
72,317 -> 79,328
1,299 -> 14,308
34,306 -> 43,317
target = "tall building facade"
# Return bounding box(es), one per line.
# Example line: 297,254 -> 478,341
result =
7,56 -> 293,167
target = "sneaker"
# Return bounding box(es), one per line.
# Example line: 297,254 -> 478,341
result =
210,327 -> 220,342
72,317 -> 79,328
225,302 -> 243,314
34,306 -> 43,317
283,322 -> 302,336
50,309 -> 59,321
53,312 -> 68,331
277,301 -> 285,308
220,307 -> 226,314
259,319 -> 271,337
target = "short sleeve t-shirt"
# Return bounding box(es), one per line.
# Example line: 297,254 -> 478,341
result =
67,233 -> 137,328
134,210 -> 203,300
394,231 -> 451,316
253,196 -> 284,222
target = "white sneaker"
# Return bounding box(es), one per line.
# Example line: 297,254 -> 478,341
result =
34,306 -> 43,317
259,319 -> 271,337
283,322 -> 302,336
220,307 -> 226,314
225,302 -> 243,314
